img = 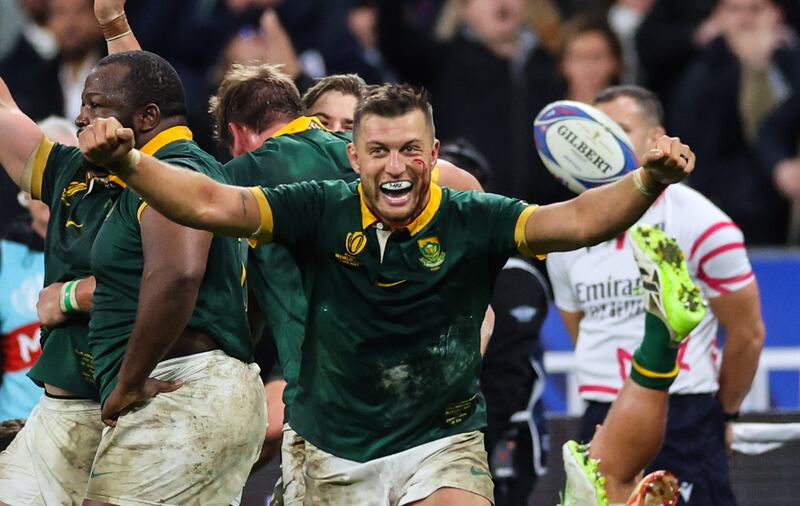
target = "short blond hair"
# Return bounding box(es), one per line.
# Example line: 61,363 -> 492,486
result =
302,74 -> 366,110
209,63 -> 304,149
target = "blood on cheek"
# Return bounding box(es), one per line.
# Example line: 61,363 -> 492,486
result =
412,158 -> 426,170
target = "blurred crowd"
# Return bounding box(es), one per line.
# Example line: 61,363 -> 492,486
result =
2,0 -> 800,245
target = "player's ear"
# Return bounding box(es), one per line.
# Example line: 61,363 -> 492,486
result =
137,103 -> 160,134
347,143 -> 361,174
431,138 -> 440,167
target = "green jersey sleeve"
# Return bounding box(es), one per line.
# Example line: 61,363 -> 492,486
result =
249,180 -> 326,249
451,190 -> 538,260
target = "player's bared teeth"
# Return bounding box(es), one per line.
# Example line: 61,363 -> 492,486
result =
381,181 -> 412,191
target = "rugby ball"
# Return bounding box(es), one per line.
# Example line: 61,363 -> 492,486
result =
533,100 -> 639,194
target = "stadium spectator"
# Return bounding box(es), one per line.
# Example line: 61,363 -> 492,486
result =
670,0 -> 800,243
0,191 -> 47,422
322,0 -> 397,84
559,18 -> 624,104
607,0 -> 655,83
0,0 -> 103,122
81,80 -> 697,505
758,89 -> 800,242
548,85 -> 765,505
635,0 -> 718,108
377,0 -> 570,205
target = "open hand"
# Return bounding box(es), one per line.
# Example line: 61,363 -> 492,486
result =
78,117 -> 136,172
640,136 -> 696,186
101,377 -> 183,427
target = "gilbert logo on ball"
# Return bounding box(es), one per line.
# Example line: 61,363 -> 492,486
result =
533,100 -> 638,194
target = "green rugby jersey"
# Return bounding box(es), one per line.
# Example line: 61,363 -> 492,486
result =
89,127 -> 252,404
25,137 -> 124,399
225,117 -> 357,408
249,179 -> 538,462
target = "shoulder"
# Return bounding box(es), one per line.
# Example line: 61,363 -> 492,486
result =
157,140 -> 221,171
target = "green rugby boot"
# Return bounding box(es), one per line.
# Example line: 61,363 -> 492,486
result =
629,224 -> 706,344
559,440 -> 608,506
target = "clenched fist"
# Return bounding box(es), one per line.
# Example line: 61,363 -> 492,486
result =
78,117 -> 138,173
640,136 -> 696,187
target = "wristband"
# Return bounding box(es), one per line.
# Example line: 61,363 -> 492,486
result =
60,279 -> 81,313
633,168 -> 664,197
107,148 -> 141,175
723,410 -> 740,422
100,12 -> 131,41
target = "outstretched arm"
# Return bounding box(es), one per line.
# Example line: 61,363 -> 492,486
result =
525,136 -> 695,254
95,0 -> 141,52
0,77 -> 45,189
79,117 -> 262,238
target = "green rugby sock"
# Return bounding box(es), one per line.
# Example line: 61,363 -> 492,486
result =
631,313 -> 679,390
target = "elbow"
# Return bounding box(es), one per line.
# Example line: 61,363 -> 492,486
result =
143,265 -> 206,292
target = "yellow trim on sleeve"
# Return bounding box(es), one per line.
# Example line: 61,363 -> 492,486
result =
27,136 -> 55,200
514,205 -> 541,258
247,187 -> 274,246
136,202 -> 149,223
140,126 -> 193,156
631,358 -> 680,379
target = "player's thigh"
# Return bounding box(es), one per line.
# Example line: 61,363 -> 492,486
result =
0,397 -> 102,506
407,487 -> 491,506
400,431 -> 494,506
85,352 -> 266,505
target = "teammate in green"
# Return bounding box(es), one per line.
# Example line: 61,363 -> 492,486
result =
72,51 -> 264,506
79,83 -> 696,505
0,77 -> 116,505
211,66 -> 487,504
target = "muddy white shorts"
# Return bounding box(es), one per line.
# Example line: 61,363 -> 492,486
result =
303,430 -> 494,506
0,395 -> 103,505
85,351 -> 267,506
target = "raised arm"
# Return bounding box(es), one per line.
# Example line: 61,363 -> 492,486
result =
525,136 -> 695,254
95,0 -> 141,52
0,77 -> 45,189
78,117 -> 261,238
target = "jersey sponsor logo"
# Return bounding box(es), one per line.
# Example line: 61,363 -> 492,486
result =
61,181 -> 87,206
345,231 -> 367,256
2,322 -> 42,372
418,236 -> 446,270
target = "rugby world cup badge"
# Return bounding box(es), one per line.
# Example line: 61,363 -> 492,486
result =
418,236 -> 446,269
346,231 -> 367,256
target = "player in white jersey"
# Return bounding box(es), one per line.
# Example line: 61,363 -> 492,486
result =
547,85 -> 765,505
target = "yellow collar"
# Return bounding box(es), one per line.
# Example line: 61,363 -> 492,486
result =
140,126 -> 193,156
358,183 -> 443,236
271,116 -> 327,138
